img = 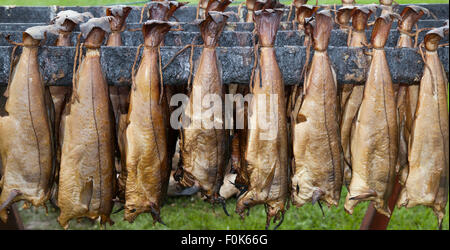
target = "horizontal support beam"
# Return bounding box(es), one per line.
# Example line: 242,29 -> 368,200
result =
0,4 -> 448,24
1,19 -> 447,32
0,46 -> 448,86
2,28 -> 448,48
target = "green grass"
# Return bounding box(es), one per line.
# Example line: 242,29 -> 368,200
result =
17,188 -> 449,230
0,0 -> 449,6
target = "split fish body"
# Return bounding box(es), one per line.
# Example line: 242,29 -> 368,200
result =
291,11 -> 342,208
58,28 -> 115,228
124,46 -> 169,223
397,27 -> 449,228
0,36 -> 54,222
344,47 -> 398,217
236,46 -> 289,224
180,47 -> 227,200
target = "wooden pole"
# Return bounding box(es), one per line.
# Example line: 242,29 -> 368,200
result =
360,175 -> 403,230
0,204 -> 24,230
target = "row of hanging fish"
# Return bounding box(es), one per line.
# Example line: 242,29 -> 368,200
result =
0,0 -> 448,229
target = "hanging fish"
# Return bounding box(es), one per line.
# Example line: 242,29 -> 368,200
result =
395,5 -> 428,181
379,0 -> 395,16
335,5 -> 358,118
291,10 -> 343,210
138,1 -> 188,203
233,1 -> 284,197
344,13 -> 400,217
52,10 -> 93,46
51,10 -> 93,147
295,5 -> 319,32
104,5 -> 133,202
397,25 -> 449,229
342,0 -> 355,6
340,5 -> 376,187
57,17 -> 115,229
291,0 -> 309,19
335,5 -> 354,30
147,0 -> 187,22
177,11 -> 231,214
49,10 -> 93,207
105,5 -> 132,46
245,0 -> 258,22
197,0 -> 210,19
235,8 -> 288,229
206,0 -> 232,14
0,25 -> 58,222
123,18 -> 176,224
231,84 -> 251,197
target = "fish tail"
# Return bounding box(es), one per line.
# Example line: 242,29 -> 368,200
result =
349,190 -> 377,200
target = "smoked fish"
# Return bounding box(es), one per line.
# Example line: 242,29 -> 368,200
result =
397,25 -> 449,229
123,19 -> 174,223
177,11 -> 231,211
340,5 -> 376,187
291,10 -> 343,209
57,17 -> 115,229
344,14 -> 400,217
235,8 -> 289,229
0,25 -> 57,222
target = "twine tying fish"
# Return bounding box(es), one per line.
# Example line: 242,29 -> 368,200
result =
139,3 -> 149,23
131,43 -> 144,91
413,27 -> 433,48
158,45 -> 164,104
195,1 -> 200,20
162,36 -> 199,92
300,32 -> 312,89
237,2 -> 244,21
4,35 -> 24,98
71,33 -> 83,103
418,41 -> 436,94
287,3 -> 294,22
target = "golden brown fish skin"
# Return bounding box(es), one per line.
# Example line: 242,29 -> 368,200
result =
0,34 -> 54,222
177,12 -> 229,206
51,19 -> 75,171
235,9 -> 288,228
233,85 -> 250,191
291,10 -> 342,208
104,6 -> 132,202
340,6 -> 374,187
57,28 -> 115,229
397,27 -> 449,228
395,6 -> 427,178
344,15 -> 398,217
123,22 -> 172,223
236,46 -> 289,226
